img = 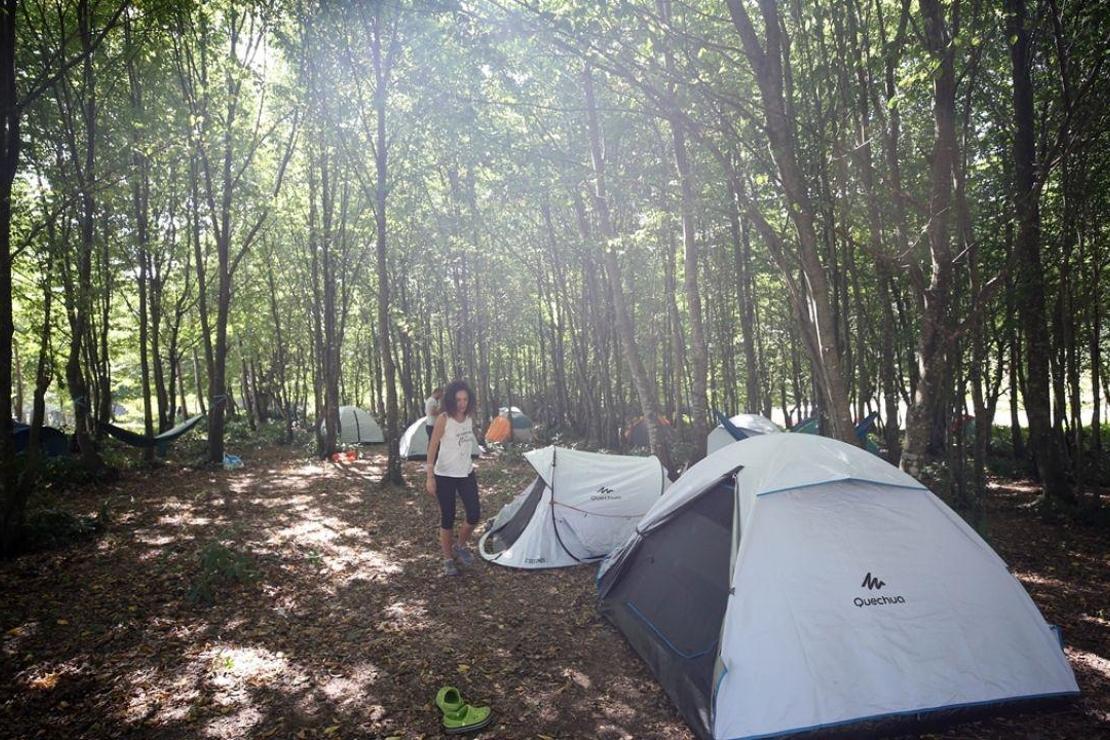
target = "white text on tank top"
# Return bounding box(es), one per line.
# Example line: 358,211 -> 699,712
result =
435,415 -> 475,477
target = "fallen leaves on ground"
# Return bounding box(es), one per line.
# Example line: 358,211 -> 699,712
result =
0,446 -> 1106,738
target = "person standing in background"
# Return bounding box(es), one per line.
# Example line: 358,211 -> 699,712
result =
424,387 -> 443,440
425,380 -> 480,576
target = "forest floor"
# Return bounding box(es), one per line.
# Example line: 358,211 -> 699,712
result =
1,443 -> 1108,739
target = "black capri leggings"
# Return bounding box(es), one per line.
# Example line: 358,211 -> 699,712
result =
435,472 -> 480,530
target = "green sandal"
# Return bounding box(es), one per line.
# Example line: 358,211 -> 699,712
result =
435,686 -> 492,735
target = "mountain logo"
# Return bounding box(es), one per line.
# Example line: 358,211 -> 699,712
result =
591,485 -> 618,501
861,572 -> 886,590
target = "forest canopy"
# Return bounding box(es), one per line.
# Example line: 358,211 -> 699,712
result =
2,0 -> 1109,552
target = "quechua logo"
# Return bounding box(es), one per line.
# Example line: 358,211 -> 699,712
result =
591,485 -> 619,501
861,572 -> 885,590
854,572 -> 906,609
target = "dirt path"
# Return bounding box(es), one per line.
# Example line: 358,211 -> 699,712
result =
1,446 -> 1107,739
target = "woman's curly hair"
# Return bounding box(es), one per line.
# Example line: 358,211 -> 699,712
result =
442,379 -> 474,418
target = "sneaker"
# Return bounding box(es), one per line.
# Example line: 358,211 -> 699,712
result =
443,559 -> 460,576
453,545 -> 475,567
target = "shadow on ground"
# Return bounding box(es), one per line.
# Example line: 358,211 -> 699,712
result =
1,446 -> 1107,738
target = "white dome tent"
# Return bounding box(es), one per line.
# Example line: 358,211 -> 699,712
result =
399,417 -> 481,460
598,434 -> 1078,739
479,446 -> 669,569
705,412 -> 781,455
334,406 -> 384,444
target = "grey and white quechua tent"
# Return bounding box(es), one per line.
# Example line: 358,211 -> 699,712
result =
400,417 -> 481,460
706,413 -> 781,455
598,433 -> 1078,739
479,446 -> 669,569
333,406 -> 384,444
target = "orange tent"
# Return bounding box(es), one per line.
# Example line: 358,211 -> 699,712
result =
485,415 -> 512,444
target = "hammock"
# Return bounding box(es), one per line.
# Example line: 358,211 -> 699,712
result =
98,414 -> 205,451
713,409 -> 751,442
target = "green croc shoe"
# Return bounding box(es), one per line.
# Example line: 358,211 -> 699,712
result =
435,686 -> 465,716
435,686 -> 492,734
442,702 -> 492,735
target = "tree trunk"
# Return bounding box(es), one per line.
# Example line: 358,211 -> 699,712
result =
63,1 -> 104,471
725,0 -> 856,445
1007,0 -> 1074,508
727,175 -> 761,414
127,17 -> 155,462
901,0 -> 959,479
0,0 -> 16,551
193,346 -> 207,416
582,63 -> 671,471
369,6 -> 403,484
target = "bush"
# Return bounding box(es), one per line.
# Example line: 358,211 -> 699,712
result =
26,454 -> 118,490
22,508 -> 103,551
187,540 -> 258,606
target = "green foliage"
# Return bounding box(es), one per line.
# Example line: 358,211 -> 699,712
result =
224,418 -> 288,448
22,508 -> 103,552
187,539 -> 259,606
5,0 -> 1108,502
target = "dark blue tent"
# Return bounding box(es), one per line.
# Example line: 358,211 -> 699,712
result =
12,422 -> 70,458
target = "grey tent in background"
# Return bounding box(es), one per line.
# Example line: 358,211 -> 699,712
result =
400,417 -> 481,460
331,406 -> 384,445
705,412 -> 781,455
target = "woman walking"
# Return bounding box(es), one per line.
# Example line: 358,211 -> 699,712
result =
426,380 -> 480,576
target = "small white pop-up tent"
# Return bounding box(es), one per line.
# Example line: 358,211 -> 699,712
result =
479,446 -> 669,569
705,412 -> 781,455
598,433 -> 1078,739
400,417 -> 481,460
334,406 -> 384,445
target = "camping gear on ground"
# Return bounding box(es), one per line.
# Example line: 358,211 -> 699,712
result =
435,686 -> 492,735
706,411 -> 781,454
222,454 -> 243,471
330,450 -> 357,463
11,422 -> 69,458
625,415 -> 671,448
597,433 -> 1078,739
484,406 -> 533,444
98,414 -> 206,455
400,417 -> 481,460
327,406 -> 384,445
479,446 -> 669,569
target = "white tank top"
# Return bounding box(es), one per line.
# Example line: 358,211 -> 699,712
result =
434,415 -> 475,477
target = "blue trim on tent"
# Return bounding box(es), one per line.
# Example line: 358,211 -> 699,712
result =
756,477 -> 927,497
712,664 -> 729,718
625,601 -> 717,660
719,690 -> 1080,739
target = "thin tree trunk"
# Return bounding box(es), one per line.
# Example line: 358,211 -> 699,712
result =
368,6 -> 403,484
1007,0 -> 1074,508
727,175 -> 761,414
582,63 -> 671,471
